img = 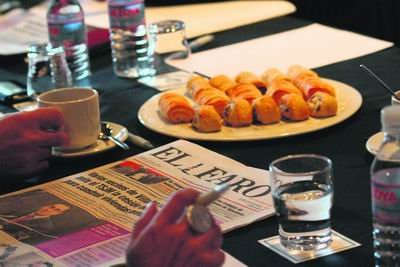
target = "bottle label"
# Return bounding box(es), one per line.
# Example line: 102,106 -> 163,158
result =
372,168 -> 400,224
48,20 -> 87,57
108,2 -> 145,31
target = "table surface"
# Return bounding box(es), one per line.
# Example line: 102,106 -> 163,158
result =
1,15 -> 396,266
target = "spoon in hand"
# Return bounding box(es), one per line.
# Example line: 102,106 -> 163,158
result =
99,122 -> 130,150
360,64 -> 400,101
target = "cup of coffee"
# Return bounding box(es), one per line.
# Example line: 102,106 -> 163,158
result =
37,87 -> 100,151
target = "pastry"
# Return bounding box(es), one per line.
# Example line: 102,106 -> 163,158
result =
158,92 -> 195,124
187,75 -> 213,98
192,105 -> 222,133
287,65 -> 336,99
252,95 -> 281,124
192,86 -> 221,103
226,83 -> 262,104
194,89 -> 230,117
266,79 -> 303,104
262,68 -> 303,103
279,93 -> 309,121
307,92 -> 338,117
209,74 -> 237,93
235,71 -> 267,92
261,68 -> 292,87
287,65 -> 318,81
223,98 -> 253,127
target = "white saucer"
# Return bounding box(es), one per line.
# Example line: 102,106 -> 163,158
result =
366,132 -> 384,155
52,121 -> 129,158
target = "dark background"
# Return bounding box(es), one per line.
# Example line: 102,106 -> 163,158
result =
288,0 -> 400,45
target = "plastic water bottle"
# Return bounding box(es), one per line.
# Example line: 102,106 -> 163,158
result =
371,105 -> 400,266
107,0 -> 153,78
47,0 -> 91,87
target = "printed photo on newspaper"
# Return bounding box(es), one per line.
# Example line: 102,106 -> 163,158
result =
0,140 -> 274,266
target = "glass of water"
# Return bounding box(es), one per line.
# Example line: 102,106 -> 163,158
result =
269,154 -> 333,251
146,20 -> 191,75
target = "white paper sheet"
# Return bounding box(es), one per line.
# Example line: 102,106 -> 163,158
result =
0,8 -> 48,55
84,1 -> 296,38
223,251 -> 248,267
168,23 -> 394,77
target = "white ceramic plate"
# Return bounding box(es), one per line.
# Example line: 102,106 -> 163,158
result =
52,121 -> 129,158
138,79 -> 363,141
366,132 -> 383,155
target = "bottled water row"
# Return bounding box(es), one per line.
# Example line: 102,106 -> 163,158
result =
45,0 -> 151,86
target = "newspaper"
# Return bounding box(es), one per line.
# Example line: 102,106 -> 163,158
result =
0,140 -> 274,266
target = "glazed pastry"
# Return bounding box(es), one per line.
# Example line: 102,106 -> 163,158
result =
266,79 -> 303,104
192,105 -> 222,133
235,71 -> 267,92
192,86 -> 221,103
209,75 -> 237,93
252,95 -> 281,124
223,98 -> 253,127
287,65 -> 318,81
307,92 -> 338,118
158,92 -> 195,124
194,89 -> 230,117
187,75 -> 212,98
262,68 -> 303,103
261,68 -> 292,87
226,83 -> 262,104
279,93 -> 309,121
287,65 -> 336,100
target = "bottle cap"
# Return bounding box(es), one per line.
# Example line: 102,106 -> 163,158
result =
381,105 -> 400,132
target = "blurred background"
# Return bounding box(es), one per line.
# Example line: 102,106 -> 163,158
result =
2,0 -> 400,45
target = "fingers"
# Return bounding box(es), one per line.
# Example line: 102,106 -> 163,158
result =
29,107 -> 65,130
175,226 -> 224,267
36,131 -> 70,147
133,202 -> 158,239
195,223 -> 223,250
155,188 -> 200,225
197,250 -> 225,267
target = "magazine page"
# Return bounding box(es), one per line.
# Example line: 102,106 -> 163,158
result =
0,140 -> 274,266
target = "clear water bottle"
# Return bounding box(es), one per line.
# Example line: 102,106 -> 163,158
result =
47,0 -> 91,87
371,105 -> 400,267
107,0 -> 153,78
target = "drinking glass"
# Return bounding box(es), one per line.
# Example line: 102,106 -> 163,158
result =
26,43 -> 52,97
27,43 -> 72,99
269,154 -> 333,251
146,20 -> 191,76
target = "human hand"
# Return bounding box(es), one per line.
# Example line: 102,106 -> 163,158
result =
126,188 -> 225,267
0,107 -> 69,179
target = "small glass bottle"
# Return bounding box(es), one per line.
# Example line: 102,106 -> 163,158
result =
371,105 -> 400,266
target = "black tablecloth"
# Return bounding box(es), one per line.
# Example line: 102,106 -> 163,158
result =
2,15 -> 399,266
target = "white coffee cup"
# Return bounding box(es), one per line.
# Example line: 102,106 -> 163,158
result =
38,88 -> 100,151
392,90 -> 400,106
